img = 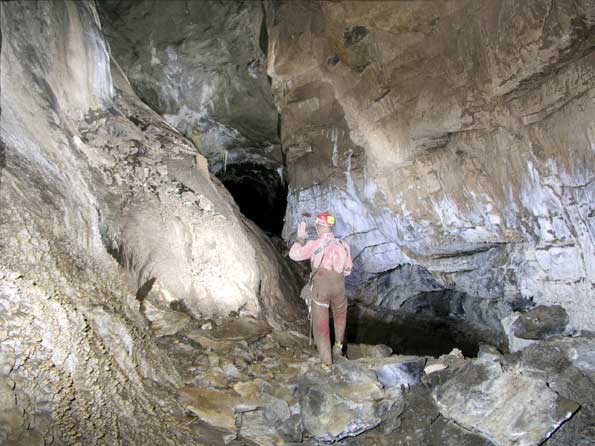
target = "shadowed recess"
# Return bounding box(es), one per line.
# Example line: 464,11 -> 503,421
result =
218,162 -> 287,236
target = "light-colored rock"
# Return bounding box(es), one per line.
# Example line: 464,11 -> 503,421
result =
3,2 -> 594,446
501,314 -> 539,353
424,363 -> 448,375
223,363 -> 242,380
98,0 -> 290,233
476,344 -> 503,363
178,388 -> 243,431
205,368 -> 229,389
186,317 -> 272,351
433,359 -> 579,446
238,411 -> 281,446
142,300 -> 191,337
267,0 -> 595,334
0,2 -> 301,444
367,356 -> 426,389
299,360 -> 404,442
272,330 -> 311,350
346,343 -> 392,360
234,380 -> 267,402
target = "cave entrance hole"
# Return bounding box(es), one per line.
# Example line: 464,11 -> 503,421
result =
218,162 -> 287,236
340,302 -> 504,358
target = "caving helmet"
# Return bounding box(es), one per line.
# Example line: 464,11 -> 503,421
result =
315,212 -> 335,227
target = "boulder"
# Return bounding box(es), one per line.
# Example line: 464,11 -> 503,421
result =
433,358 -> 579,446
511,305 -> 570,340
185,317 -> 272,351
238,393 -> 303,445
178,387 -> 246,431
299,360 -> 404,442
520,336 -> 595,445
346,343 -> 393,360
372,357 -> 425,389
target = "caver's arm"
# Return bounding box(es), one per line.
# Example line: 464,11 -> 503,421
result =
289,239 -> 320,261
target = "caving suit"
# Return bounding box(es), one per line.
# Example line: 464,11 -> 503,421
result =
289,232 -> 352,365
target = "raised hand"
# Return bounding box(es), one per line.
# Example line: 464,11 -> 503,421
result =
297,221 -> 307,240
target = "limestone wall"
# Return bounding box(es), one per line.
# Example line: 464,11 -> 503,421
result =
267,0 -> 595,332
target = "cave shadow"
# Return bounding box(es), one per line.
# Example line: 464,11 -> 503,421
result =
218,162 -> 287,236
345,304 -> 494,358
136,277 -> 156,301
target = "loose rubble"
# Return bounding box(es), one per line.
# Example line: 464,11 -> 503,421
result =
155,315 -> 593,446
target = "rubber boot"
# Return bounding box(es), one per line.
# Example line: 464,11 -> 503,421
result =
332,342 -> 347,362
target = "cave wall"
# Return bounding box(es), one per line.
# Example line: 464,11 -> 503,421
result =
97,0 -> 290,233
267,0 -> 595,332
98,0 -> 281,173
0,1 -> 301,443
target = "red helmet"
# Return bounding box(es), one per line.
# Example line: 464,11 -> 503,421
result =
316,212 -> 335,227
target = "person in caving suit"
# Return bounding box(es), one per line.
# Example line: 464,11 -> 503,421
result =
289,212 -> 352,367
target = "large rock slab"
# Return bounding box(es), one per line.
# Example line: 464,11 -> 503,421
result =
433,358 -> 579,446
520,336 -> 595,446
358,355 -> 426,389
185,318 -> 272,351
299,360 -> 404,442
339,384 -> 496,446
178,388 -> 244,432
238,395 -> 303,445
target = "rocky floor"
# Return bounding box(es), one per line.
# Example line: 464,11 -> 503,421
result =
144,312 -> 595,446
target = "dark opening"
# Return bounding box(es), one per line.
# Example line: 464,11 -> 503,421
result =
341,298 -> 506,358
345,307 -> 481,357
218,162 -> 287,236
258,3 -> 269,56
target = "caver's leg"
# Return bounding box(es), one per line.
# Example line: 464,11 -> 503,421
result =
311,297 -> 331,365
311,272 -> 334,365
331,293 -> 348,347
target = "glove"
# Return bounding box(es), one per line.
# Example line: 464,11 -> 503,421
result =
297,221 -> 307,240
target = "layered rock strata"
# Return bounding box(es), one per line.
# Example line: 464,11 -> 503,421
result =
267,0 -> 595,333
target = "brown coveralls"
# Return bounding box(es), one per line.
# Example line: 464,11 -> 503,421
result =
311,268 -> 348,365
289,232 -> 352,365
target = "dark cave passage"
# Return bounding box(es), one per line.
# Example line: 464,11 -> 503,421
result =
218,162 -> 287,236
346,307 -> 481,357
343,299 -> 506,358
